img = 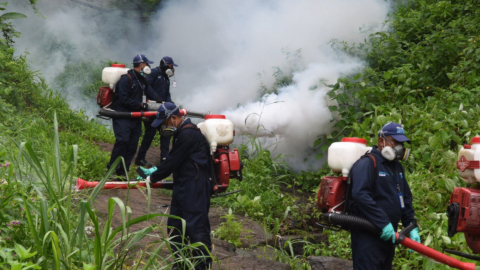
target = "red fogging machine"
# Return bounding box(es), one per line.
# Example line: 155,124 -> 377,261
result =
316,137 -> 477,270
96,63 -> 208,120
446,137 -> 480,257
79,64 -> 243,196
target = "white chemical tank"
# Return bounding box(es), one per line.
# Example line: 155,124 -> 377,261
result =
457,137 -> 480,184
197,115 -> 234,152
102,64 -> 129,88
328,137 -> 372,177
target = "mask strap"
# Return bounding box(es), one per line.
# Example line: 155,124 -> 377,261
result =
160,103 -> 180,119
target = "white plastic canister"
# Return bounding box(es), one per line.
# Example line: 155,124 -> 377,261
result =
328,137 -> 372,177
457,137 -> 480,184
102,64 -> 129,88
197,115 -> 234,153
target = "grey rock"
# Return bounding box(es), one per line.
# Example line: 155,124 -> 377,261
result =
307,256 -> 353,270
212,238 -> 236,253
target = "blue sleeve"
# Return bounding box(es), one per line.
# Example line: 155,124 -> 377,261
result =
351,158 -> 391,229
146,68 -> 158,86
145,84 -> 159,101
117,75 -> 142,111
166,90 -> 172,103
149,129 -> 197,182
400,166 -> 416,227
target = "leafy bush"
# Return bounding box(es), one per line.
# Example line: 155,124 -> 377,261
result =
212,208 -> 248,247
314,0 -> 480,267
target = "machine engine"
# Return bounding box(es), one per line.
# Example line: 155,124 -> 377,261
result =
446,137 -> 480,254
316,137 -> 370,213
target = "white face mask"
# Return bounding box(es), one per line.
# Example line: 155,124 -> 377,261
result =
142,65 -> 152,75
165,68 -> 174,77
381,137 -> 410,161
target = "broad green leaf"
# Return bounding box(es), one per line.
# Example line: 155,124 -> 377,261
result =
383,71 -> 392,80
441,236 -> 451,245
0,12 -> 27,20
432,121 -> 442,130
424,234 -> 433,246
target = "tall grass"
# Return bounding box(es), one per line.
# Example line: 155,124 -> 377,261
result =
1,113 -> 212,269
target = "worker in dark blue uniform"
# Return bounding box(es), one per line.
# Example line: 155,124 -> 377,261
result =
135,56 -> 178,166
138,102 -> 212,269
348,123 -> 420,270
106,54 -> 161,178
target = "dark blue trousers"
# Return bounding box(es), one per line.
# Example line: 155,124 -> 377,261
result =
136,121 -> 171,162
107,118 -> 142,175
167,186 -> 212,269
351,230 -> 396,270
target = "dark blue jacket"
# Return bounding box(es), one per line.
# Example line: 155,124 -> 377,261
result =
113,69 -> 159,112
146,67 -> 172,102
349,146 -> 415,231
150,119 -> 211,212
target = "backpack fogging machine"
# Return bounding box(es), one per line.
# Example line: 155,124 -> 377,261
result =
316,137 -> 476,270
76,64 -> 243,196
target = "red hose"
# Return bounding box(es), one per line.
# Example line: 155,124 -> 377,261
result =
396,233 -> 476,270
75,178 -> 165,190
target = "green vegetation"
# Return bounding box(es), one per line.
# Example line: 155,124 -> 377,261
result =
212,208 -> 250,247
315,0 -> 480,268
2,0 -> 480,269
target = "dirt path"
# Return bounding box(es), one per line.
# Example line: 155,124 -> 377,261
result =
92,142 -> 292,269
97,141 -> 163,166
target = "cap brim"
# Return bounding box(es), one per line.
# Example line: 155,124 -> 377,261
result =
391,134 -> 411,143
151,116 -> 166,128
146,60 -> 154,64
172,64 -> 178,67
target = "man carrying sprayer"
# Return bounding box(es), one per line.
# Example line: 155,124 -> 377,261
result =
106,55 -> 162,178
138,102 -> 212,269
348,123 -> 421,270
135,56 -> 178,167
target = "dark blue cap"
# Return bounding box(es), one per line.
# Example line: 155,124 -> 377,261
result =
151,102 -> 181,128
133,54 -> 154,64
379,123 -> 410,143
162,56 -> 178,67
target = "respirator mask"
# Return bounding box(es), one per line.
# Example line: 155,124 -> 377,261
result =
164,67 -> 175,77
141,65 -> 151,76
160,115 -> 179,137
160,124 -> 176,137
381,136 -> 410,161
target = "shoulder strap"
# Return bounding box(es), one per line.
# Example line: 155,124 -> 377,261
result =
175,123 -> 216,187
125,73 -> 133,87
344,152 -> 378,214
116,73 -> 133,89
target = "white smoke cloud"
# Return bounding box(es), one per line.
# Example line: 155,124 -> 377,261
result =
148,0 -> 390,170
11,0 -> 390,170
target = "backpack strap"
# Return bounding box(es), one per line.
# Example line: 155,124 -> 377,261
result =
343,151 -> 378,214
175,123 -> 217,190
125,73 -> 132,88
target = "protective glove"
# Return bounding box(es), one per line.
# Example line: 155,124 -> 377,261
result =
155,98 -> 163,103
380,223 -> 396,243
136,175 -> 151,183
410,227 -> 420,243
139,166 -> 157,177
